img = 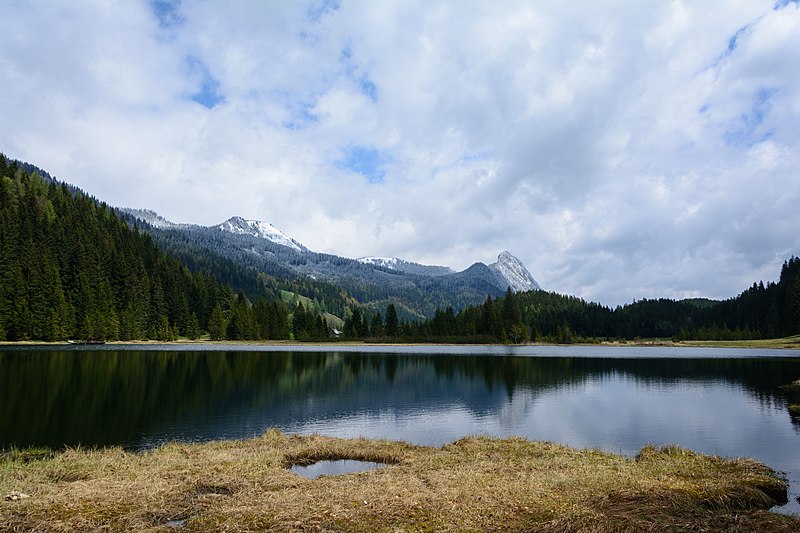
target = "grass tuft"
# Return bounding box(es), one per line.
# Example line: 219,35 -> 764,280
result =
1,433 -> 797,531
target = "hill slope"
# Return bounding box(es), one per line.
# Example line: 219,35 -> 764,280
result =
0,156 -> 229,340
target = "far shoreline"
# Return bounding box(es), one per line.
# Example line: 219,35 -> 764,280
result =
1,336 -> 799,350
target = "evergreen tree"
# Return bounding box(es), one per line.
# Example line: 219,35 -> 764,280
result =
501,288 -> 527,343
208,303 -> 226,340
370,312 -> 385,337
385,303 -> 399,337
186,312 -> 201,340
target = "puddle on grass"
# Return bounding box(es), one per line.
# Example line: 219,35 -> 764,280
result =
290,460 -> 388,480
164,513 -> 197,528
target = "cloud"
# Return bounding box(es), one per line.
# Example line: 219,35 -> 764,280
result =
0,0 -> 798,307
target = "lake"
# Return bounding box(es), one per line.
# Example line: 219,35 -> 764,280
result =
2,344 -> 799,513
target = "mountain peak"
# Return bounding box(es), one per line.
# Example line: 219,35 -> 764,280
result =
489,251 -> 541,292
215,217 -> 306,252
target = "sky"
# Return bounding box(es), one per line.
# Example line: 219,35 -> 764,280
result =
1,0 -> 799,307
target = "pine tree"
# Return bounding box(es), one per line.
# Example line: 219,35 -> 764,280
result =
370,312 -> 384,337
345,307 -> 363,337
269,300 -> 290,339
385,303 -> 399,337
502,288 -> 527,343
208,303 -> 226,340
292,302 -> 308,340
186,312 -> 201,340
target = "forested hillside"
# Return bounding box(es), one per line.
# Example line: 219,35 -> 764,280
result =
143,226 -> 354,320
408,259 -> 800,343
0,155 -> 301,342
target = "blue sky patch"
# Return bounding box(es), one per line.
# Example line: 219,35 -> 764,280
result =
282,99 -> 320,130
724,88 -> 777,146
340,44 -> 378,103
337,146 -> 390,183
706,12 -> 769,72
307,0 -> 341,22
186,56 -> 224,109
774,0 -> 799,10
150,0 -> 184,29
709,1 -> 796,70
713,21 -> 755,67
359,79 -> 378,102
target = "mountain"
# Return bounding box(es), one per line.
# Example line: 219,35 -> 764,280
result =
214,216 -> 308,253
122,209 -> 543,319
120,208 -> 187,230
489,251 -> 541,292
357,257 -> 455,277
121,210 -> 309,253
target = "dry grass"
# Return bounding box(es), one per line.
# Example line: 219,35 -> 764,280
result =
677,335 -> 800,350
1,432 -> 797,532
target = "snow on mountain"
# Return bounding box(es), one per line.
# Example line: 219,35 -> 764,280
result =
214,216 -> 305,252
357,257 -> 400,269
119,208 -> 186,230
357,256 -> 455,277
489,251 -> 541,292
121,209 -> 540,298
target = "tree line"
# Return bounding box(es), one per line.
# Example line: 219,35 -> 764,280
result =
403,260 -> 800,343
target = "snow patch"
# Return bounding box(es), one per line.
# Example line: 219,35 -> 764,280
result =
357,257 -> 401,269
357,256 -> 455,276
120,208 -> 185,229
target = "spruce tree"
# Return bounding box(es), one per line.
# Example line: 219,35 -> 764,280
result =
385,303 -> 398,337
208,303 -> 226,340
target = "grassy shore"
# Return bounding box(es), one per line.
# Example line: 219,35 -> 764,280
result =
675,335 -> 800,350
1,432 -> 797,532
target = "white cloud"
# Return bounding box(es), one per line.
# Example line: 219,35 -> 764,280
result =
1,0 -> 798,306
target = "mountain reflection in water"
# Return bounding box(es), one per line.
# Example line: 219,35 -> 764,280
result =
2,348 -> 800,512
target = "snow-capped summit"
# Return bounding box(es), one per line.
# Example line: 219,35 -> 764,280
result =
489,251 -> 541,292
214,216 -> 305,252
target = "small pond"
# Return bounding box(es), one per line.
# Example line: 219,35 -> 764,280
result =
290,460 -> 389,479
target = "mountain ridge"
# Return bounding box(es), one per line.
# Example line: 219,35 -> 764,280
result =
121,208 -> 543,318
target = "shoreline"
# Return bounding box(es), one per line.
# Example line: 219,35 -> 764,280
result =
2,336 -> 800,349
2,432 -> 797,531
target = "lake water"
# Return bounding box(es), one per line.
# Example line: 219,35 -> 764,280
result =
2,344 -> 799,513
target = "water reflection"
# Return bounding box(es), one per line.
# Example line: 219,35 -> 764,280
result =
2,350 -> 799,450
2,349 -> 800,511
